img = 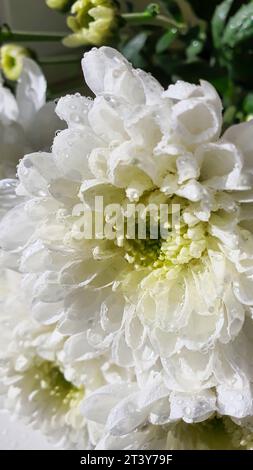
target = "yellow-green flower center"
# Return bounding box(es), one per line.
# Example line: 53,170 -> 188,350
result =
123,216 -> 208,271
124,237 -> 162,269
32,359 -> 84,408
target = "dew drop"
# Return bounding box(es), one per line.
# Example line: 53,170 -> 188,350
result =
23,159 -> 33,169
184,406 -> 192,416
112,69 -> 121,78
73,115 -> 81,123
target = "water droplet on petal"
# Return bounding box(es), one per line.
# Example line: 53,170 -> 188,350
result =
184,406 -> 191,416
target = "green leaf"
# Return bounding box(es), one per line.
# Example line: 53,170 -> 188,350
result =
186,38 -> 203,58
122,32 -> 149,60
186,25 -> 206,59
211,0 -> 234,49
223,105 -> 237,127
156,28 -> 178,53
223,2 -> 253,48
243,93 -> 253,114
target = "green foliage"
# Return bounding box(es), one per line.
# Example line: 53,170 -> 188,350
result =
2,0 -> 253,123
121,31 -> 149,68
156,28 -> 178,53
119,0 -> 253,123
222,2 -> 253,47
212,0 -> 234,49
243,93 -> 253,115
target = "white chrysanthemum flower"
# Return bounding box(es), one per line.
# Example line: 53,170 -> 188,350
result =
0,269 -> 133,449
2,47 -> 253,448
0,58 -> 63,180
0,270 -> 120,449
0,270 -> 87,448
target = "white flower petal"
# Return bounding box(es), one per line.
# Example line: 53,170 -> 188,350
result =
223,120 -> 253,172
64,333 -> 101,361
106,392 -> 150,435
52,128 -> 102,180
17,152 -> 60,197
81,383 -> 137,424
16,58 -> 46,129
0,84 -> 19,124
56,94 -> 91,127
217,383 -> 253,418
0,202 -> 35,251
169,390 -> 216,423
88,96 -> 127,142
196,142 -> 243,190
82,47 -> 145,104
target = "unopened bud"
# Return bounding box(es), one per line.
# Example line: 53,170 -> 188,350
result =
46,0 -> 74,12
63,0 -> 118,47
0,44 -> 32,81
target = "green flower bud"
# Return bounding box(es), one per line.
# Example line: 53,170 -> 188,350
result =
63,0 -> 118,47
0,44 -> 32,81
46,0 -> 75,12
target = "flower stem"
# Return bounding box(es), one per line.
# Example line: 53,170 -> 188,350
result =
0,29 -> 65,43
122,12 -> 186,32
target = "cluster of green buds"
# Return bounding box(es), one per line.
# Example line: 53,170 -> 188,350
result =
0,2 -> 187,81
63,0 -> 119,47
